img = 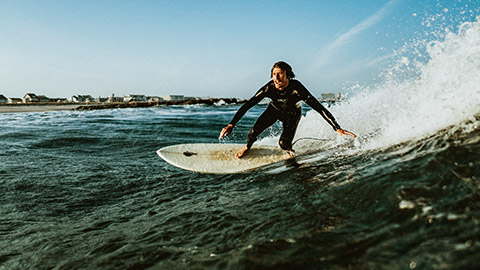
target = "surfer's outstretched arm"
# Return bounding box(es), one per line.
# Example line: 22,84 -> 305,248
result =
219,84 -> 268,140
304,94 -> 356,138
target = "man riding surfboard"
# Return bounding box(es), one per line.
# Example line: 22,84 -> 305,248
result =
219,61 -> 356,158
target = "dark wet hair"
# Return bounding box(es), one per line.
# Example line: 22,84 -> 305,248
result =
271,61 -> 295,79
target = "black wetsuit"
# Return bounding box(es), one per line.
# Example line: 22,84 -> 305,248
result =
229,79 -> 341,151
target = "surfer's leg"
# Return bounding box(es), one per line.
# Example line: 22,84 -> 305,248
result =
279,113 -> 301,151
237,106 -> 279,158
246,105 -> 279,148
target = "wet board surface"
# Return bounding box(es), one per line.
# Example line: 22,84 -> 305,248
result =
156,143 -> 299,174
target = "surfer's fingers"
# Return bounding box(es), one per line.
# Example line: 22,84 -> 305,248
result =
219,125 -> 232,140
337,129 -> 357,138
345,130 -> 357,138
219,130 -> 226,140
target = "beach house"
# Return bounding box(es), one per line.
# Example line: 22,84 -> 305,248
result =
50,98 -> 68,103
0,95 -> 8,103
23,93 -> 39,103
124,95 -> 147,102
107,94 -> 124,103
70,95 -> 94,103
320,93 -> 337,102
8,98 -> 23,104
147,96 -> 162,102
37,95 -> 51,103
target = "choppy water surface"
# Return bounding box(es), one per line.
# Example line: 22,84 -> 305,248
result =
1,103 -> 479,270
2,11 -> 480,270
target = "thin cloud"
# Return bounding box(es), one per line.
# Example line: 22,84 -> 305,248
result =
312,0 -> 399,71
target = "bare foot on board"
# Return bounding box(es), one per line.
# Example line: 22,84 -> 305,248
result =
285,150 -> 295,158
235,146 -> 250,159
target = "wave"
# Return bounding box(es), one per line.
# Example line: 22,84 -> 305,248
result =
296,16 -> 480,152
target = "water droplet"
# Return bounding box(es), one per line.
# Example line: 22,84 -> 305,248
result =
399,200 -> 416,209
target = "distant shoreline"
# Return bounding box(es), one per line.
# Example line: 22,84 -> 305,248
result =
0,104 -> 82,113
0,98 -> 243,113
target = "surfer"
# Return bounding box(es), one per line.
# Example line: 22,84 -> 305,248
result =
219,61 -> 356,158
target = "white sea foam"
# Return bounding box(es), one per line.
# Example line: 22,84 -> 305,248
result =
295,17 -> 480,151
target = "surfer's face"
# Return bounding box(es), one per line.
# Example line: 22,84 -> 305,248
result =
272,67 -> 289,90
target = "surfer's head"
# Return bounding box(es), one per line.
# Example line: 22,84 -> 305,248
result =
271,61 -> 295,79
271,61 -> 294,90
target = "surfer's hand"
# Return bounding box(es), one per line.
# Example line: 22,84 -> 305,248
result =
337,128 -> 356,138
219,124 -> 234,140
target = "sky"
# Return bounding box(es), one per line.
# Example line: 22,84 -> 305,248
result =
0,0 -> 479,99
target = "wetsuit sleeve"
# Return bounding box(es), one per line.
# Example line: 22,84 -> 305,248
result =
229,83 -> 269,126
305,96 -> 341,131
297,82 -> 341,131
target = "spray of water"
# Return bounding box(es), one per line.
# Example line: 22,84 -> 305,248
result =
295,16 -> 480,151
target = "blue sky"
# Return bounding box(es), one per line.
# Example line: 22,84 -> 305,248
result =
0,0 -> 478,99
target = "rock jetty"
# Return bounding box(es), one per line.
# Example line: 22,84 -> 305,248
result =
74,98 -> 243,111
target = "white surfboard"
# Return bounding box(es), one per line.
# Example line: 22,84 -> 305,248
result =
156,143 -> 299,174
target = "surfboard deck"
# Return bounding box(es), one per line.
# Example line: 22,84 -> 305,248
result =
156,143 -> 300,174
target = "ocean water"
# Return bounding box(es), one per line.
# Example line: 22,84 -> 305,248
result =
2,15 -> 480,270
